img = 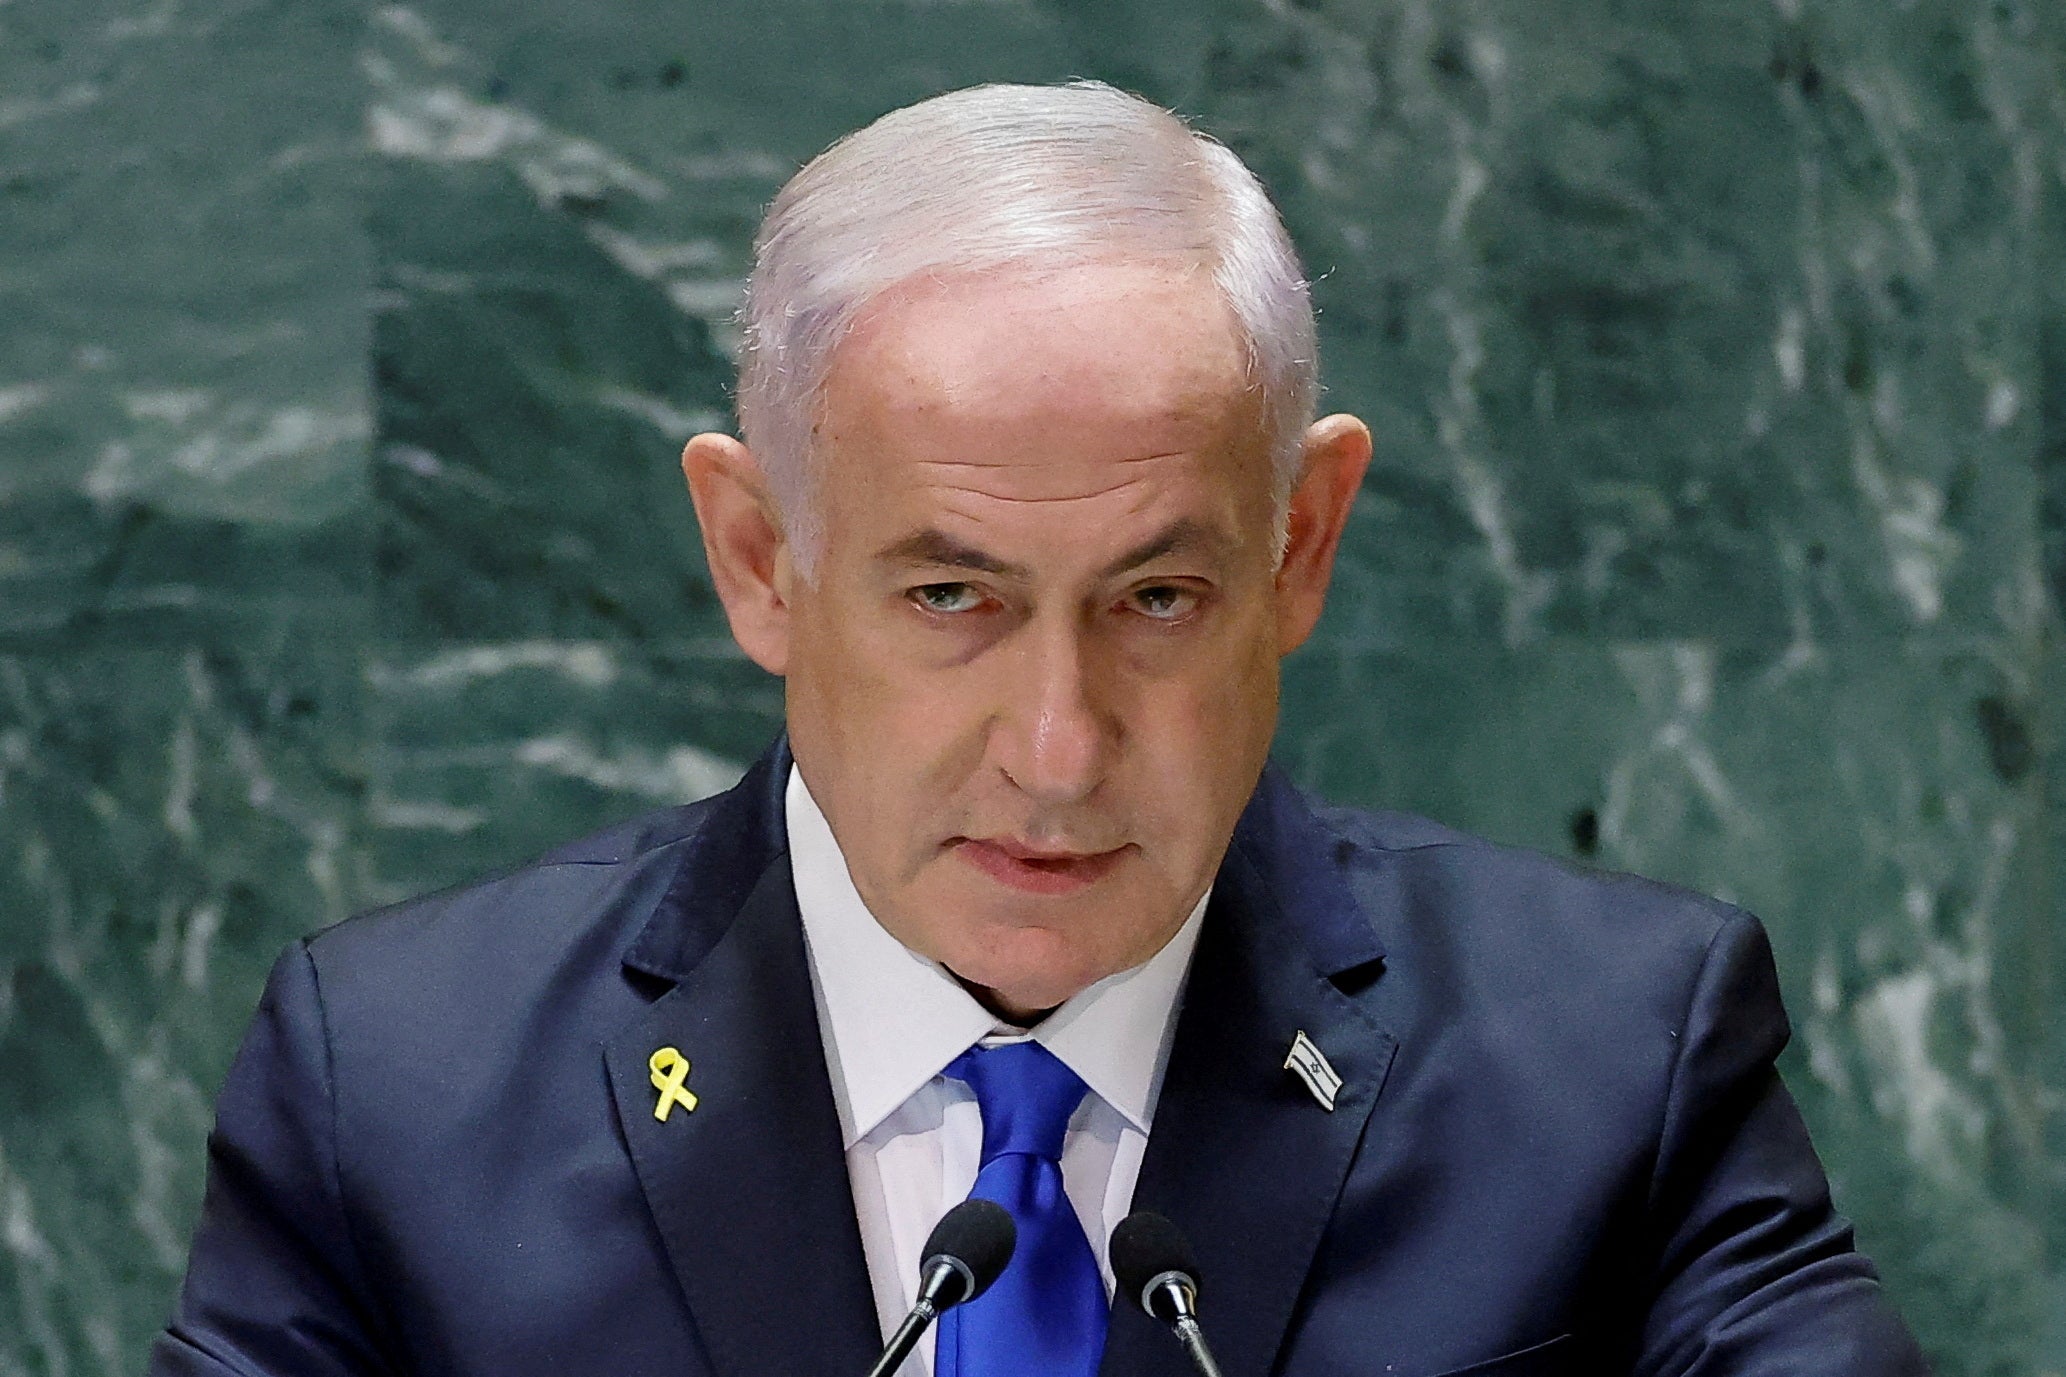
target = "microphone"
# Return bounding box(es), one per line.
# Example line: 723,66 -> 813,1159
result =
1110,1211 -> 1224,1377
864,1198 -> 1016,1377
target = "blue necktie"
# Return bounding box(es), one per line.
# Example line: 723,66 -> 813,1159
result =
935,1041 -> 1108,1377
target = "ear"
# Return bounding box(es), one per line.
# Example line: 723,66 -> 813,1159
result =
681,432 -> 794,675
1273,413 -> 1372,656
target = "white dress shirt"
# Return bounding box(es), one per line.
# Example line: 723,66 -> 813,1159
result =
785,766 -> 1206,1373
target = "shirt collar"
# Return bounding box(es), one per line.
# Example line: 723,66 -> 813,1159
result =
787,764 -> 1205,1148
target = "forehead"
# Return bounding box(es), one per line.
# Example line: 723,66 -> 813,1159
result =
816,261 -> 1262,504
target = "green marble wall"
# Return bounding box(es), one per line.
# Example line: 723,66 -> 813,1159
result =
2,1 -> 2061,1372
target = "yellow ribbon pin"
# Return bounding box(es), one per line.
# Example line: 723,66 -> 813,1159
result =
648,1046 -> 699,1121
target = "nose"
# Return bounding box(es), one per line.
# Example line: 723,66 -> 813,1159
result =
994,618 -> 1111,807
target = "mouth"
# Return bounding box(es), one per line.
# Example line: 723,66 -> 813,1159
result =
953,837 -> 1129,896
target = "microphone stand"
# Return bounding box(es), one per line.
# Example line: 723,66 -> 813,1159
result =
866,1258 -> 970,1377
1171,1314 -> 1224,1377
1146,1270 -> 1224,1377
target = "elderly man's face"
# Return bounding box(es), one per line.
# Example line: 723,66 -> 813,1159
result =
687,262 -> 1367,1019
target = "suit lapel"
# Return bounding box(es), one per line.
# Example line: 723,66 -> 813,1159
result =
603,744 -> 880,1377
1104,767 -> 1400,1377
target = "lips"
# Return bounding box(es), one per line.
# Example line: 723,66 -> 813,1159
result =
955,837 -> 1128,895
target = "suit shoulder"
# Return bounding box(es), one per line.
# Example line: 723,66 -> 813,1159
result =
301,796 -> 721,990
1310,800 -> 1748,977
1300,801 -> 1788,1142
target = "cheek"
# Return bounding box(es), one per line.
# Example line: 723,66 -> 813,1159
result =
1142,598 -> 1278,731
785,598 -> 904,808
788,599 -> 991,818
1122,631 -> 1277,838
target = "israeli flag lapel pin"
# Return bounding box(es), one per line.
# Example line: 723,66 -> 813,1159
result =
1284,1029 -> 1343,1111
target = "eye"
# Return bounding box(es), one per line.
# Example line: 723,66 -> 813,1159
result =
909,582 -> 986,614
1130,584 -> 1200,621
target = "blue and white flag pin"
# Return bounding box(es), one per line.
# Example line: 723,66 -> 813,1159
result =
1284,1030 -> 1342,1111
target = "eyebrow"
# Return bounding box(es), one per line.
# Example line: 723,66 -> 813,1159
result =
875,517 -> 1231,583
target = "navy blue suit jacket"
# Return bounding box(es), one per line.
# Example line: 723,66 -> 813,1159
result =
151,739 -> 1926,1376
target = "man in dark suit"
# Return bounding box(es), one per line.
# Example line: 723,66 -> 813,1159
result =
152,83 -> 1927,1376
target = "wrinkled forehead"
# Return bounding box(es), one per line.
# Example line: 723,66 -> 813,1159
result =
824,260 -> 1258,447
805,261 -> 1278,568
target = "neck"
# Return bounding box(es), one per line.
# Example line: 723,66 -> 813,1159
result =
955,972 -> 1061,1028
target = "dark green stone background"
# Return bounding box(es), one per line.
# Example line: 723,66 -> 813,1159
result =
2,0 -> 2061,1372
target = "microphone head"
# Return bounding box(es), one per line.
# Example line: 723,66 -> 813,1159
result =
1110,1211 -> 1201,1319
920,1199 -> 1017,1306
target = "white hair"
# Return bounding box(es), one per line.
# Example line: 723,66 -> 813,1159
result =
736,80 -> 1319,566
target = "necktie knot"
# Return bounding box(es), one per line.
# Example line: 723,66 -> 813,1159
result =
947,1041 -> 1088,1165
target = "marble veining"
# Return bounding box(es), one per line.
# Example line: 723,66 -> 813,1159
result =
0,0 -> 2059,1372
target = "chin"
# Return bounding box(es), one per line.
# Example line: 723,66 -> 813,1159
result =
940,927 -> 1112,1017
